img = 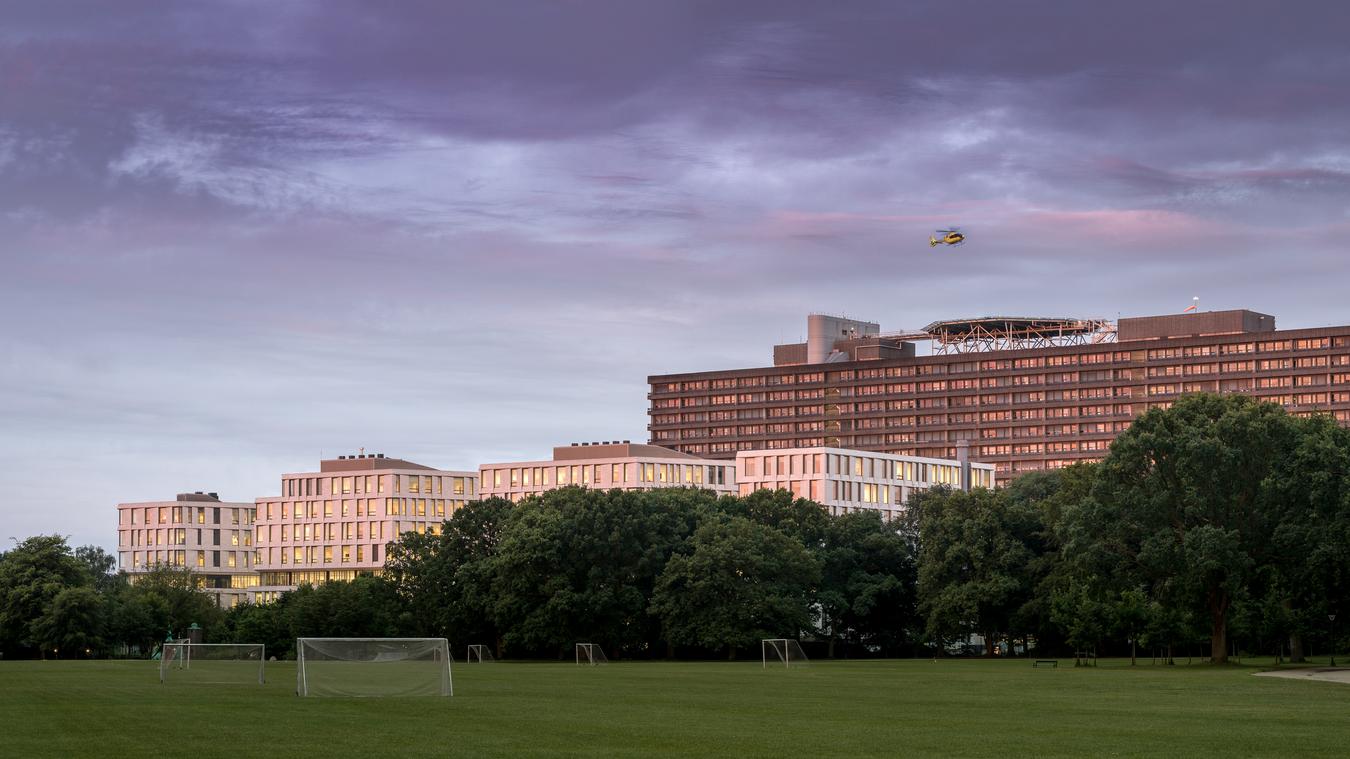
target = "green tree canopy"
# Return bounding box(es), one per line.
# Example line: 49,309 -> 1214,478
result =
915,488 -> 1041,655
0,535 -> 90,656
818,510 -> 916,656
650,515 -> 820,657
1088,393 -> 1302,663
489,486 -> 713,657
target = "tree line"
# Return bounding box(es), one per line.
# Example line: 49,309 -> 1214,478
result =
4,394 -> 1348,663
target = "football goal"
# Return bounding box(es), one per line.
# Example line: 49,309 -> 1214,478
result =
296,638 -> 452,697
762,639 -> 810,668
466,644 -> 494,663
160,643 -> 265,684
575,643 -> 608,666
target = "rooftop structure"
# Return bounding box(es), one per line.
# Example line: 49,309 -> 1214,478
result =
479,441 -> 736,501
921,316 -> 1117,354
253,455 -> 478,602
116,492 -> 259,608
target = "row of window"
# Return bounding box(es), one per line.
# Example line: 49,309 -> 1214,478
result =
484,462 -> 731,490
656,356 -> 1126,392
259,497 -> 467,522
262,543 -> 387,566
121,505 -> 253,527
654,339 -> 1350,394
120,527 -> 249,548
125,549 -> 249,570
282,474 -> 475,498
257,520 -> 390,544
258,570 -> 365,588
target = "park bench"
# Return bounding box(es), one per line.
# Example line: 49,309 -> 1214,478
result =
1033,660 -> 1058,668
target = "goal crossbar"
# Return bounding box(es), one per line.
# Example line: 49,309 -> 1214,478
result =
575,643 -> 608,666
160,642 -> 266,684
296,637 -> 453,697
762,639 -> 810,669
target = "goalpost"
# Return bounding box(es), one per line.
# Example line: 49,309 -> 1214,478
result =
296,638 -> 453,697
160,643 -> 265,684
575,643 -> 608,666
466,644 -> 494,663
762,639 -> 810,668
160,637 -> 191,670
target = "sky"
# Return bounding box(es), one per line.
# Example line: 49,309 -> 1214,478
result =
3,1 -> 1350,551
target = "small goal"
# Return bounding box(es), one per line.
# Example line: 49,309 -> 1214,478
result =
160,642 -> 265,684
762,639 -> 809,668
575,643 -> 608,666
296,638 -> 453,697
466,644 -> 494,663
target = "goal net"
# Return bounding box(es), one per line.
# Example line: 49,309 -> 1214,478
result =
466,644 -> 494,663
762,639 -> 810,668
160,643 -> 266,684
296,638 -> 453,697
575,643 -> 608,666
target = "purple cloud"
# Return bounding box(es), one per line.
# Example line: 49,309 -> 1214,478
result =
2,1 -> 1350,548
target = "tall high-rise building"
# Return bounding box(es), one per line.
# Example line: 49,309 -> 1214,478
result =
116,492 -> 259,608
479,441 -> 737,501
648,309 -> 1350,478
253,454 -> 478,601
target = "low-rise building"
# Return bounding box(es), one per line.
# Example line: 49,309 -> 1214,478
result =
116,492 -> 259,608
479,440 -> 737,501
735,445 -> 995,519
253,453 -> 478,601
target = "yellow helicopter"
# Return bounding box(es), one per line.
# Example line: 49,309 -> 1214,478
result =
929,228 -> 966,247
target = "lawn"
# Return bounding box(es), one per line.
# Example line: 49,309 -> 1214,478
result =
2,657 -> 1347,758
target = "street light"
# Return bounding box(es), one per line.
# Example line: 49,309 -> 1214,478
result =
1330,614 -> 1338,667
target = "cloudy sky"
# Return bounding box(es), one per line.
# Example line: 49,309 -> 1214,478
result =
3,1 -> 1349,551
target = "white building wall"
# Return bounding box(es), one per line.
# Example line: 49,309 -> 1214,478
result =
253,468 -> 478,601
116,498 -> 259,608
735,447 -> 996,519
479,455 -> 736,501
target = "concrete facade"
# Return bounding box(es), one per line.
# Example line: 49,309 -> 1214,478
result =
252,454 -> 478,601
735,447 -> 995,519
649,309 -> 1350,478
479,441 -> 737,501
116,492 -> 259,608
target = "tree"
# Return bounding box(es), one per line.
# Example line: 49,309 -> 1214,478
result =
817,511 -> 916,657
490,487 -> 712,658
384,498 -> 513,652
122,565 -> 224,640
285,575 -> 408,639
915,488 -> 1041,656
732,488 -> 830,549
31,586 -> 106,658
1007,466 -> 1094,655
1091,393 -> 1301,664
0,535 -> 90,657
74,546 -> 119,592
106,589 -> 165,656
1262,413 -> 1350,661
651,516 -> 820,658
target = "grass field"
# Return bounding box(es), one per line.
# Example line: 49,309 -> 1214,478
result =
3,657 -> 1348,758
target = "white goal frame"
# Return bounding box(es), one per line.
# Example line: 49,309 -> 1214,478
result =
762,638 -> 810,668
160,642 -> 266,684
575,643 -> 608,666
466,644 -> 494,663
296,637 -> 453,697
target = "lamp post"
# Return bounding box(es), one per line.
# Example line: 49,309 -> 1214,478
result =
1330,614 -> 1338,667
